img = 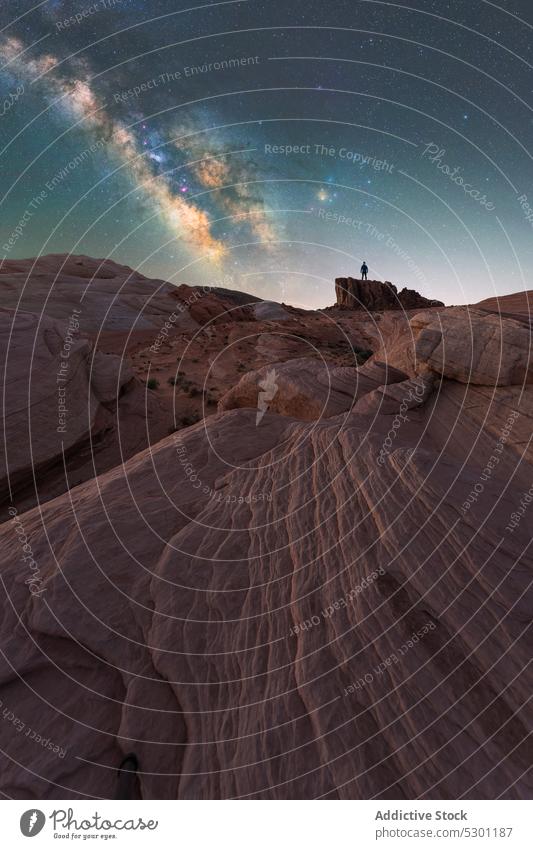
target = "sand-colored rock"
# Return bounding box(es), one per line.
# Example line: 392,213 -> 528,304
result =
0,304 -> 173,512
0,254 -> 181,334
0,256 -> 317,510
0,368 -> 531,798
475,289 -> 533,322
0,307 -> 132,500
409,308 -> 533,386
2,257 -> 532,801
353,372 -> 435,415
218,357 -> 409,421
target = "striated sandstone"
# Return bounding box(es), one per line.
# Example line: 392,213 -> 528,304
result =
1,258 -> 532,801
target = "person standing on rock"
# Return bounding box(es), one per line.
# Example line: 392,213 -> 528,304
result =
361,261 -> 368,280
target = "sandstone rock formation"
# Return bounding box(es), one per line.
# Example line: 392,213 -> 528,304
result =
0,256 -> 319,511
411,308 -> 533,386
218,357 -> 408,421
373,307 -> 533,387
0,254 -> 181,335
0,258 -> 531,801
0,307 -> 128,506
335,277 -> 444,311
476,289 -> 533,322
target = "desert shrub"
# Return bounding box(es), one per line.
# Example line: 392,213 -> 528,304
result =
147,378 -> 159,390
181,414 -> 200,426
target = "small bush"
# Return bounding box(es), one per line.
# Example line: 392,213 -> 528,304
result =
181,414 -> 200,426
147,378 -> 159,390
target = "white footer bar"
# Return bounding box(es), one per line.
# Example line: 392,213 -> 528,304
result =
4,800 -> 531,848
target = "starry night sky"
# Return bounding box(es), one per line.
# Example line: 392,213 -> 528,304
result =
1,0 -> 532,308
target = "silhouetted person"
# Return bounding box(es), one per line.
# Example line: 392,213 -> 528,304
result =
361,262 -> 368,280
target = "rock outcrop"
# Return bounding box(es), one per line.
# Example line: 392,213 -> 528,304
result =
335,277 -> 444,311
411,308 -> 533,386
0,306 -> 171,512
373,307 -> 533,387
218,357 -> 408,421
475,289 -> 533,322
0,254 -> 181,335
0,256 -> 319,511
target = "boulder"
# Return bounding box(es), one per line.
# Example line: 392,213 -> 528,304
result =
218,357 -> 408,421
410,308 -> 533,386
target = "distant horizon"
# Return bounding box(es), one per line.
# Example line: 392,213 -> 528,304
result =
1,251 -> 527,312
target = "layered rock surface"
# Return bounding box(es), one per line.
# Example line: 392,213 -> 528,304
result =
0,254 -> 180,334
476,289 -> 533,323
218,357 -> 408,420
412,308 -> 533,385
0,260 -> 531,801
373,306 -> 533,387
0,256 -> 333,510
0,307 -> 130,502
0,303 -> 172,512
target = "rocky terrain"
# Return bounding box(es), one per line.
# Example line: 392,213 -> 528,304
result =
0,257 -> 382,512
0,259 -> 531,800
